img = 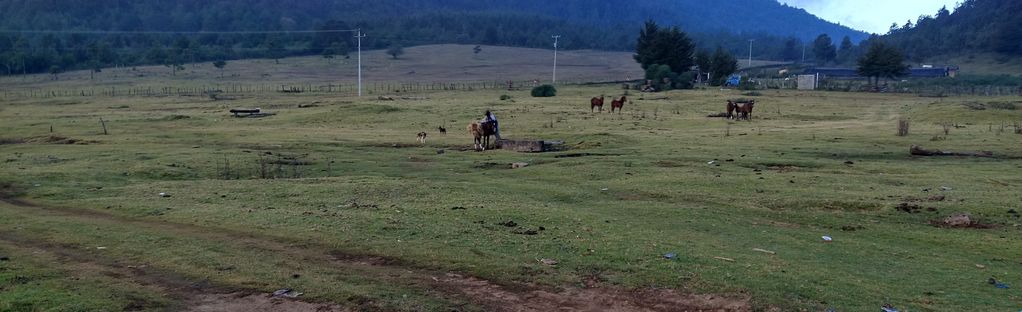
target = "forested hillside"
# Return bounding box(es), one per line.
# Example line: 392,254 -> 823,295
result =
0,0 -> 867,75
884,0 -> 1022,61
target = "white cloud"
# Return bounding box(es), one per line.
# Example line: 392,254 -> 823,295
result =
781,0 -> 959,34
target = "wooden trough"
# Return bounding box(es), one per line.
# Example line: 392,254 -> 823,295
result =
229,108 -> 276,118
496,139 -> 562,153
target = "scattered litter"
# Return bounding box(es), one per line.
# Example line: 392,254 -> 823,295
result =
511,162 -> 529,169
975,264 -> 986,269
707,161 -> 717,165
752,248 -> 776,255
538,258 -> 558,266
663,252 -> 677,260
436,149 -> 445,155
0,256 -> 9,261
881,304 -> 899,312
941,186 -> 953,191
33,184 -> 41,187
600,188 -> 609,191
96,247 -> 107,250
158,192 -> 170,198
989,277 -> 1011,289
822,236 -> 833,242
272,288 -> 303,298
713,256 -> 735,262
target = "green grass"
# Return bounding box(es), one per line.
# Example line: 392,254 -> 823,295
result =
1,82 -> 1022,311
0,242 -> 174,311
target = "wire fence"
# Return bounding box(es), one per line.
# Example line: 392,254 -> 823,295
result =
0,79 -> 624,99
751,78 -> 1022,97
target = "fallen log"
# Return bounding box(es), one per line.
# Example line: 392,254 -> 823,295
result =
910,145 -> 993,157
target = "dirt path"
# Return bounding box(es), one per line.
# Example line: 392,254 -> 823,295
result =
0,231 -> 349,312
0,190 -> 753,312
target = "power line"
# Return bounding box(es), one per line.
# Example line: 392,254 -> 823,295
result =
0,29 -> 360,35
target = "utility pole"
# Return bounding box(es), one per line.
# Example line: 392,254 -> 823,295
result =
355,30 -> 366,97
748,39 -> 755,68
801,42 -> 806,64
552,35 -> 560,84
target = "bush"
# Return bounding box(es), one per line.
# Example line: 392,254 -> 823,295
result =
988,102 -> 1017,110
500,94 -> 512,101
676,71 -> 697,89
738,77 -> 757,90
531,84 -> 557,97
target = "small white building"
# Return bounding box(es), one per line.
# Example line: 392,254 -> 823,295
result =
797,75 -> 817,90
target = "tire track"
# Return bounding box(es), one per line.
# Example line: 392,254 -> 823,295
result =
0,192 -> 753,311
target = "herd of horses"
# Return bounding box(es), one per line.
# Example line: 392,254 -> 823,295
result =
464,97 -> 756,151
726,99 -> 755,120
590,95 -> 627,113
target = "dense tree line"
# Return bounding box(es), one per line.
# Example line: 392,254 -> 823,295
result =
883,0 -> 1022,61
0,0 -> 870,75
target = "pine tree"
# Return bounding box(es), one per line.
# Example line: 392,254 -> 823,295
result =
857,41 -> 909,89
812,34 -> 836,65
633,20 -> 695,73
709,47 -> 737,86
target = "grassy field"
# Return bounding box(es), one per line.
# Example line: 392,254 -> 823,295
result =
0,44 -> 648,90
1,69 -> 1022,311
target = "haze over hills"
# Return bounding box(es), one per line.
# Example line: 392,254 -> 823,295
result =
0,0 -> 870,75
0,0 -> 867,42
1,0 -> 1016,76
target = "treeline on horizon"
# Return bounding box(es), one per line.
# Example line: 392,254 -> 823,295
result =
883,0 -> 1022,61
0,0 -> 1015,76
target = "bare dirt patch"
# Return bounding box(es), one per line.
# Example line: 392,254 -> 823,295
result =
188,292 -> 347,312
929,213 -> 997,229
21,135 -> 97,145
435,273 -> 751,312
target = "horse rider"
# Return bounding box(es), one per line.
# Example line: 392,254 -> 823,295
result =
482,110 -> 501,140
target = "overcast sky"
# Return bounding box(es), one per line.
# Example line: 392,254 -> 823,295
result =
781,0 -> 960,34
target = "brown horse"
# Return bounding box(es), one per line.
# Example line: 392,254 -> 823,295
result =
590,96 -> 605,112
610,96 -> 627,113
726,100 -> 737,119
468,121 -> 497,151
734,100 -> 755,120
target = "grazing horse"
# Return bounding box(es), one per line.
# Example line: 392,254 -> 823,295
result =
590,96 -> 605,112
610,96 -> 627,113
726,100 -> 737,119
735,100 -> 756,120
467,121 -> 497,151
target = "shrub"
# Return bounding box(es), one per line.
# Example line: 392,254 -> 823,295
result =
531,84 -> 557,97
500,94 -> 512,101
738,77 -> 757,90
988,102 -> 1017,110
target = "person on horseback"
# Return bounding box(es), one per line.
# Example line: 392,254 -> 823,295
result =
482,110 -> 501,140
